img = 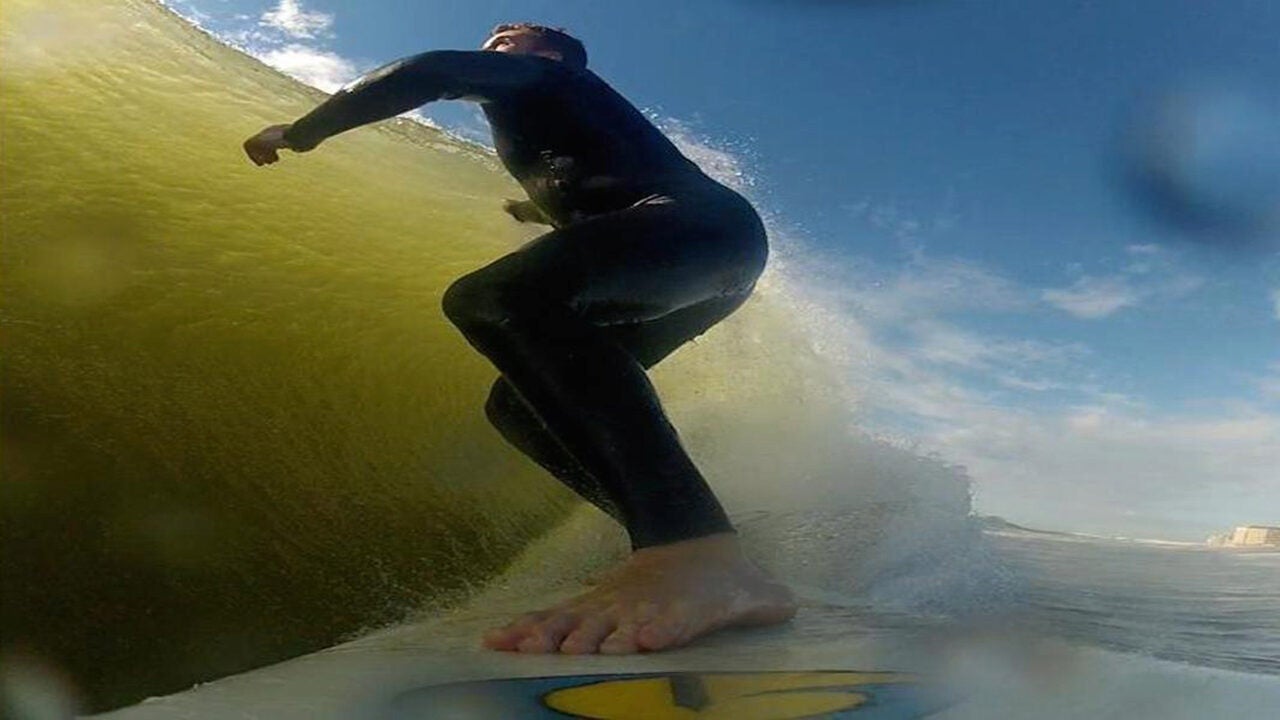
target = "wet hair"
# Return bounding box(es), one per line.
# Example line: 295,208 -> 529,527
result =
490,23 -> 588,68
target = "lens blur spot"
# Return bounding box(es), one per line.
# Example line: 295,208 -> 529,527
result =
1122,80 -> 1280,247
0,649 -> 81,720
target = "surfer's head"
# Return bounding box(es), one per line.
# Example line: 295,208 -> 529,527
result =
482,23 -> 588,68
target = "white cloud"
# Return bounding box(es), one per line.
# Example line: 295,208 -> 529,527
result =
954,401 -> 1280,538
844,194 -> 962,244
255,44 -> 358,92
763,246 -> 1100,431
844,255 -> 1030,322
852,324 -> 1280,539
759,231 -> 1277,539
995,374 -> 1069,392
1258,362 -> 1280,401
1042,275 -> 1139,318
1043,244 -> 1203,319
1126,243 -> 1162,256
172,0 -> 362,95
910,346 -> 1277,539
908,319 -> 1086,373
260,0 -> 333,40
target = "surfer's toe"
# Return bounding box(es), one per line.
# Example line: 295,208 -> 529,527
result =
482,610 -> 552,650
598,623 -> 641,654
558,614 -> 617,654
515,612 -> 580,653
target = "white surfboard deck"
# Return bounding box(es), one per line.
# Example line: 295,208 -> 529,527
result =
98,511 -> 1280,720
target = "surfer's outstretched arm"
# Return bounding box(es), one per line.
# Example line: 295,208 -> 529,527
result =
242,50 -> 545,164
285,51 -> 546,150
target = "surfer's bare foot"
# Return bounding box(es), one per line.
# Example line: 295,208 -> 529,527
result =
482,532 -> 796,654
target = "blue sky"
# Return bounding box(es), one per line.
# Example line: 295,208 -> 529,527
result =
171,0 -> 1279,540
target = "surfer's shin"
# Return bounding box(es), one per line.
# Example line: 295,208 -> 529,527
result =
484,379 -> 626,524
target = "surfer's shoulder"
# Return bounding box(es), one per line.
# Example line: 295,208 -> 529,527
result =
394,50 -> 561,99
407,49 -> 549,73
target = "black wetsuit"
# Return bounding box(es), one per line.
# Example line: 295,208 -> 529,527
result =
285,51 -> 768,549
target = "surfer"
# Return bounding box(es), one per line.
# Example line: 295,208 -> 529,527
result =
243,23 -> 796,655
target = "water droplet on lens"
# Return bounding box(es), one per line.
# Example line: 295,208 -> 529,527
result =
1121,80 -> 1280,249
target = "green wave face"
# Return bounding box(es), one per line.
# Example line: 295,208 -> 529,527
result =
0,0 -> 836,711
0,0 -> 570,709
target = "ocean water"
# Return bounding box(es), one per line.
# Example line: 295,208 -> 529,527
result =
988,530 -> 1280,676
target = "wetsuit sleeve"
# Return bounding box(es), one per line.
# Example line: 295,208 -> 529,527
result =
283,50 -> 545,151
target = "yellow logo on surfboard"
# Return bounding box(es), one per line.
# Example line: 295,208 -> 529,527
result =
544,671 -> 914,719
384,669 -> 942,719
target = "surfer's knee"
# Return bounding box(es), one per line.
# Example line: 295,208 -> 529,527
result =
442,271 -> 529,331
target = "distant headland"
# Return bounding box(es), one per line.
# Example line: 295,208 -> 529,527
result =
976,515 -> 1073,537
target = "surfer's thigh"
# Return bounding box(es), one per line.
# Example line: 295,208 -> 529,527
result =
463,184 -> 767,327
605,293 -> 753,370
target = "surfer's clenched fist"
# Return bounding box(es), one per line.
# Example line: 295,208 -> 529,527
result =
243,124 -> 296,166
502,198 -> 553,225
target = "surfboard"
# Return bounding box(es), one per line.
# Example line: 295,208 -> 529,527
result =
93,589 -> 1280,720
97,509 -> 1280,720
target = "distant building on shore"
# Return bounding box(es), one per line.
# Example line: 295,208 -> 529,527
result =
1207,526 -> 1280,547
